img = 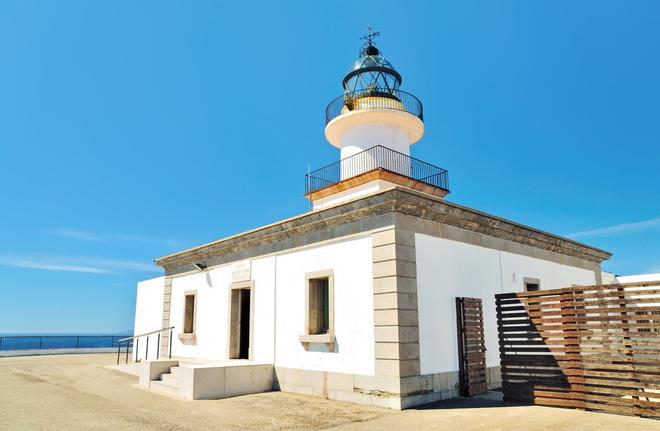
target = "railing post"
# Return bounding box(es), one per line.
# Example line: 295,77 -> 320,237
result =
157,333 -> 161,359
76,336 -> 80,348
116,343 -> 121,365
169,328 -> 173,359
135,338 -> 139,362
145,335 -> 149,361
39,336 -> 42,349
126,340 -> 130,364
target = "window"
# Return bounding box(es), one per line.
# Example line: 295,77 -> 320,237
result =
304,270 -> 334,339
524,277 -> 540,292
183,292 -> 196,334
309,277 -> 330,334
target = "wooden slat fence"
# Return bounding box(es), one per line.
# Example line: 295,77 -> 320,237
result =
496,281 -> 660,419
456,297 -> 488,396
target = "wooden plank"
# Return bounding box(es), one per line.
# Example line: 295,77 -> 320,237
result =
496,282 -> 660,420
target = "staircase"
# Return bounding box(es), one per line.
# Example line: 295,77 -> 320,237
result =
149,365 -> 180,396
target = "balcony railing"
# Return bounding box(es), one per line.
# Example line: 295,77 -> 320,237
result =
305,145 -> 449,196
325,88 -> 423,125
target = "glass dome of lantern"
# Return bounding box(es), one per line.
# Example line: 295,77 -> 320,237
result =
342,30 -> 402,96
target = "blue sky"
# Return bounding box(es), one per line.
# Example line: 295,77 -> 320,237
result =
1,1 -> 658,333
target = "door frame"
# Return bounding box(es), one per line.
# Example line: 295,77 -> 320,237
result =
227,280 -> 255,360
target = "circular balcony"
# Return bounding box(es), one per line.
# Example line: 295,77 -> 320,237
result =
325,88 -> 423,125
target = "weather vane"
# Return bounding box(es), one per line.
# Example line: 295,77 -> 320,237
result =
360,25 -> 380,48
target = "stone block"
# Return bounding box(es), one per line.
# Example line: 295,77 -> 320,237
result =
399,342 -> 420,360
398,310 -> 419,326
325,371 -> 354,391
373,293 -> 398,310
354,374 -> 401,394
395,244 -> 417,263
375,359 -> 400,377
399,359 -> 420,377
396,276 -> 417,294
373,276 -> 398,294
372,229 -> 396,247
374,326 -> 399,342
372,244 -> 396,262
373,260 -> 397,278
375,342 -> 400,359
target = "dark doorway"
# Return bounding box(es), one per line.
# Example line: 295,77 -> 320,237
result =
229,285 -> 252,360
238,289 -> 251,359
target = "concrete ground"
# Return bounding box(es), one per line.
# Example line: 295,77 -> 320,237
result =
0,354 -> 657,431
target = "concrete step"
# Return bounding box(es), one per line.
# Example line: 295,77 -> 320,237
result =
150,380 -> 179,397
160,373 -> 178,386
169,366 -> 180,377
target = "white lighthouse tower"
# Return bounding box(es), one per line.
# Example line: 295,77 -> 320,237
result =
325,28 -> 424,160
306,29 -> 449,210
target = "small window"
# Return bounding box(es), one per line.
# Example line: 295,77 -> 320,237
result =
184,293 -> 196,334
310,278 -> 330,334
524,277 -> 540,292
525,283 -> 539,292
306,271 -> 334,336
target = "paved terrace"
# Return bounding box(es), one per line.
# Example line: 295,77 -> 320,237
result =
0,354 -> 657,431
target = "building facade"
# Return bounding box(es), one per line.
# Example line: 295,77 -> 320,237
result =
133,34 -> 610,409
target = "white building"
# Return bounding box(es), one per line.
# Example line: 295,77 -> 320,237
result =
132,34 -> 611,409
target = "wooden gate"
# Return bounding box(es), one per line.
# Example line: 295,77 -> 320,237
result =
456,297 -> 488,396
496,281 -> 660,419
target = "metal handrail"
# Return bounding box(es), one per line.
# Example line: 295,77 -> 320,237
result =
118,326 -> 174,343
305,145 -> 449,195
116,326 -> 174,365
325,88 -> 423,125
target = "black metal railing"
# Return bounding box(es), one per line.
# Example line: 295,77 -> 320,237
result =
116,326 -> 174,365
325,88 -> 423,125
305,145 -> 449,195
0,335 -> 130,352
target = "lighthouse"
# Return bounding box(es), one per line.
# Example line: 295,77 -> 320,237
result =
133,29 -> 611,411
307,28 -> 449,210
325,28 -> 424,159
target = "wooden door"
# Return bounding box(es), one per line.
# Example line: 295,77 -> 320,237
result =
456,297 -> 488,396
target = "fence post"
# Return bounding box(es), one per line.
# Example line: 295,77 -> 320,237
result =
145,335 -> 149,361
157,333 -> 161,359
76,336 -> 80,348
116,343 -> 121,365
39,336 -> 42,349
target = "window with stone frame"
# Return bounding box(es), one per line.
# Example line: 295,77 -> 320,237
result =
183,293 -> 196,334
306,271 -> 334,336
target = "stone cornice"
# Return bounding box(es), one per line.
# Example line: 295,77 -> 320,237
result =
156,188 -> 611,274
389,189 -> 611,263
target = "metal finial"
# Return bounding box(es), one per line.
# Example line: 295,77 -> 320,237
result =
360,25 -> 380,47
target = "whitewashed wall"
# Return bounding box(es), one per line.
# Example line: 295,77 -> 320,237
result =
415,234 -> 597,375
169,256 -> 276,363
274,236 -> 374,375
133,276 -> 165,361
162,235 -> 374,375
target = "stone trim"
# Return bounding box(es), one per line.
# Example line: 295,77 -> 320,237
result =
273,365 -> 501,410
159,276 -> 172,356
372,228 -> 421,378
156,188 -> 610,276
227,280 -> 255,360
395,213 -> 602,273
304,270 -> 335,337
179,289 -> 198,343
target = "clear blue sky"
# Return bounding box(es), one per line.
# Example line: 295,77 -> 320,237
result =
1,1 -> 658,333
